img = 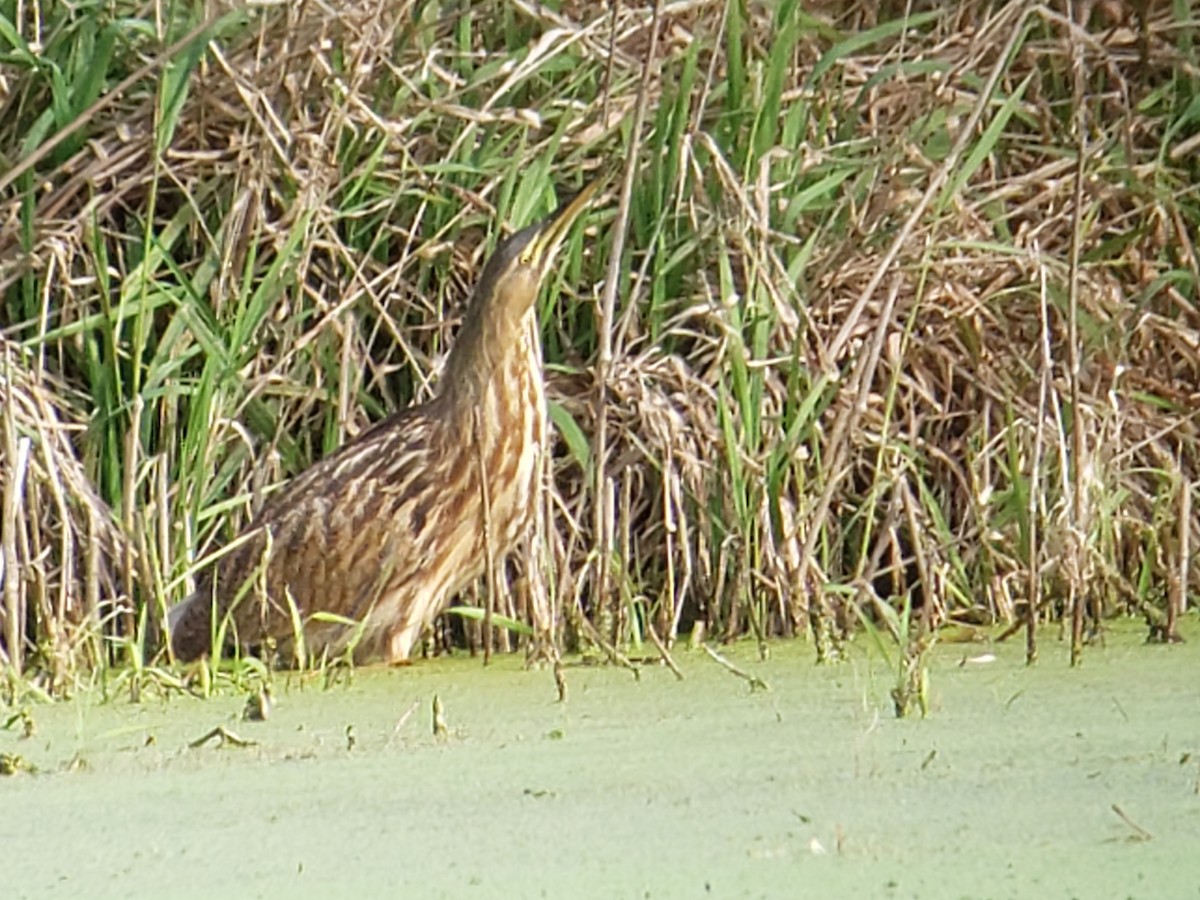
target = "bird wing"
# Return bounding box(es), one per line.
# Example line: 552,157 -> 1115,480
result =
209,405 -> 473,651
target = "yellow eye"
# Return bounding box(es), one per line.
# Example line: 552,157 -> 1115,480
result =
519,247 -> 535,266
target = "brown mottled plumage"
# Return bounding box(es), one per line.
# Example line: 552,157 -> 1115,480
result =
168,183 -> 597,664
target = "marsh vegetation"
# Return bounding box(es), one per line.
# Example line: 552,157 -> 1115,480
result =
0,1 -> 1197,706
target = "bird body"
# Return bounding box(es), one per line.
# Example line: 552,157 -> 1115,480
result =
168,184 -> 595,664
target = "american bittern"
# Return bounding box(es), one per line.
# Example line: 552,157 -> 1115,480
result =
168,181 -> 598,664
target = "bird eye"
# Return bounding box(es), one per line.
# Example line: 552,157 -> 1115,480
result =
519,247 -> 535,266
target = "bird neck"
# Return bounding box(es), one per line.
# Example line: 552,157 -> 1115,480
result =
438,299 -> 541,432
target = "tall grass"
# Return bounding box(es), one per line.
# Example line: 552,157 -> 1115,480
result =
0,0 -> 1197,699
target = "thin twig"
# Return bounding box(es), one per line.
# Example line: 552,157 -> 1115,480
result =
387,698 -> 422,745
702,644 -> 769,692
188,725 -> 258,749
1110,804 -> 1153,842
646,620 -> 684,680
579,617 -> 641,680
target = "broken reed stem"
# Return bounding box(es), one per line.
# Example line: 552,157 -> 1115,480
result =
579,616 -> 641,680
1110,804 -> 1153,842
645,620 -> 683,680
702,644 -> 769,692
389,697 -> 421,744
189,725 -> 258,749
432,694 -> 448,738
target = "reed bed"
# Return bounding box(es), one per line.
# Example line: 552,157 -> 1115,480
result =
0,0 -> 1196,700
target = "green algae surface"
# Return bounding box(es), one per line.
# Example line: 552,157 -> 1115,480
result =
3,621 -> 1198,899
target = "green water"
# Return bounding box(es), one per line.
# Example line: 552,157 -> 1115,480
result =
3,621 -> 1198,899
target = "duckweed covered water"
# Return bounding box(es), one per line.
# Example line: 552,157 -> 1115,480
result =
3,620 -> 1198,899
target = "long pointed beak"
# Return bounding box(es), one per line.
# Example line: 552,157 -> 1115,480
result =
527,178 -> 602,273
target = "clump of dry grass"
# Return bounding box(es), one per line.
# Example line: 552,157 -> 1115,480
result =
0,0 -> 1196,688
0,336 -> 126,689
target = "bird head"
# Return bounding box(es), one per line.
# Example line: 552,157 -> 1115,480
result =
474,178 -> 601,328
